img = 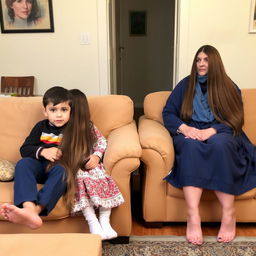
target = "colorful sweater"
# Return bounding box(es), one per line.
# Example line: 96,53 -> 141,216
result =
20,119 -> 64,159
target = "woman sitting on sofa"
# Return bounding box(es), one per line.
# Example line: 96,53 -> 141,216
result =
163,45 -> 256,245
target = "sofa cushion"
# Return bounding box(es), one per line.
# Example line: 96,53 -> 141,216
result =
0,95 -> 133,163
167,183 -> 256,201
0,182 -> 70,221
89,95 -> 133,137
242,89 -> 256,144
0,97 -> 44,163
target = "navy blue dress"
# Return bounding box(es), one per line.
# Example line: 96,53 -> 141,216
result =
163,76 -> 256,195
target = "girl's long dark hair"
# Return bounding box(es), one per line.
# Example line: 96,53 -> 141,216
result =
59,89 -> 96,210
180,45 -> 244,135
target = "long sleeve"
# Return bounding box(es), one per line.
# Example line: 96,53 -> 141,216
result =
20,121 -> 45,158
162,76 -> 189,136
20,120 -> 63,159
92,125 -> 107,160
211,122 -> 233,134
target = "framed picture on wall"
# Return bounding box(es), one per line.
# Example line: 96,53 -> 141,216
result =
0,0 -> 54,33
129,11 -> 147,36
249,0 -> 256,33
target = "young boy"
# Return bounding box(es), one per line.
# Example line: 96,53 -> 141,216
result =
0,86 -> 71,229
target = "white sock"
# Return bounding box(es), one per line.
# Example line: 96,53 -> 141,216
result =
82,206 -> 106,240
99,207 -> 117,239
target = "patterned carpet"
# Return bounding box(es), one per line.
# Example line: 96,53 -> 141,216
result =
102,236 -> 256,256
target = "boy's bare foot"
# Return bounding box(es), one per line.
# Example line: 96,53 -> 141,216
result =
217,210 -> 236,243
186,214 -> 203,245
1,203 -> 42,229
0,204 -> 8,219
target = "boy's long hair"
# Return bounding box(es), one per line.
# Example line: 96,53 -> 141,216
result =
180,45 -> 244,135
59,89 -> 96,210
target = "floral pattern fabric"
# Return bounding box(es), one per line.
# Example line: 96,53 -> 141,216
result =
72,125 -> 124,213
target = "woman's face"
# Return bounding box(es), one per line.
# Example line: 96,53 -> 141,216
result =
11,0 -> 32,20
196,51 -> 209,76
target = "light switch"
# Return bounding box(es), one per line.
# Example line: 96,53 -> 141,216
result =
80,32 -> 90,45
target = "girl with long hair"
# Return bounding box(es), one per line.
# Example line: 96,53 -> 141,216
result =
58,89 -> 124,240
163,45 -> 256,245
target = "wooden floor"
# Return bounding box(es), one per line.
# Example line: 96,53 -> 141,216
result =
131,219 -> 256,236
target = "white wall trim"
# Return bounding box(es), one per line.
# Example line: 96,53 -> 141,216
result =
175,0 -> 190,83
173,0 -> 179,87
97,0 -> 111,95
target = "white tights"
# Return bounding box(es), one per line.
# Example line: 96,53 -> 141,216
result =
82,206 -> 117,240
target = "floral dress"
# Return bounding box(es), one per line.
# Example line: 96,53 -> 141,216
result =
72,125 -> 124,213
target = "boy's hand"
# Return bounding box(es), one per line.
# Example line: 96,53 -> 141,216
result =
40,147 -> 62,162
85,154 -> 100,169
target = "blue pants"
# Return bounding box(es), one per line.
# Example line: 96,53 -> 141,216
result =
14,157 -> 67,216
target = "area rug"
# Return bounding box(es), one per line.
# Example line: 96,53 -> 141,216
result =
102,235 -> 256,256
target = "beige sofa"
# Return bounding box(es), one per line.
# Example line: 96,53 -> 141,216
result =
138,89 -> 256,226
0,95 -> 141,240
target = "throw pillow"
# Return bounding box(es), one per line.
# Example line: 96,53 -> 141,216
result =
0,160 -> 15,181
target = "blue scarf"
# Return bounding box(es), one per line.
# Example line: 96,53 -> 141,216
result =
192,75 -> 215,122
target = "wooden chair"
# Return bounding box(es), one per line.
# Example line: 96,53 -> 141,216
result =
1,76 -> 35,96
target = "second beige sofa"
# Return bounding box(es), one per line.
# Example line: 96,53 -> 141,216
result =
138,89 -> 256,226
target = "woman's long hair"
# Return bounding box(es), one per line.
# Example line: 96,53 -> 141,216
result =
180,45 -> 244,135
59,89 -> 96,210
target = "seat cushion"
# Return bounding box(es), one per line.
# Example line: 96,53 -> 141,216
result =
0,182 -> 69,220
167,183 -> 256,201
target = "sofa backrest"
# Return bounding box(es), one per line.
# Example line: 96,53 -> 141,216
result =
143,89 -> 256,144
0,95 -> 133,162
242,89 -> 256,144
143,91 -> 170,124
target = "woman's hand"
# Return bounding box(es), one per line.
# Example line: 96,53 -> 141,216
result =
178,124 -> 201,140
84,154 -> 100,169
197,128 -> 216,141
178,124 -> 216,141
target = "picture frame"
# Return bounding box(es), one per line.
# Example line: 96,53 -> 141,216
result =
249,0 -> 256,33
129,11 -> 147,36
0,0 -> 54,33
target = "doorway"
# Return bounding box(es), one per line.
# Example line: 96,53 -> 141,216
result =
109,0 -> 176,120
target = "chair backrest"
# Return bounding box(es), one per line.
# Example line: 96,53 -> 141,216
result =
1,76 -> 35,96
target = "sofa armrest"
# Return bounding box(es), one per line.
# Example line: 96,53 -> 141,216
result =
103,121 -> 142,174
138,115 -> 174,170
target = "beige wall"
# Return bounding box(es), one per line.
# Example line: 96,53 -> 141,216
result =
0,0 -> 255,96
177,0 -> 256,88
0,0 -> 102,95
